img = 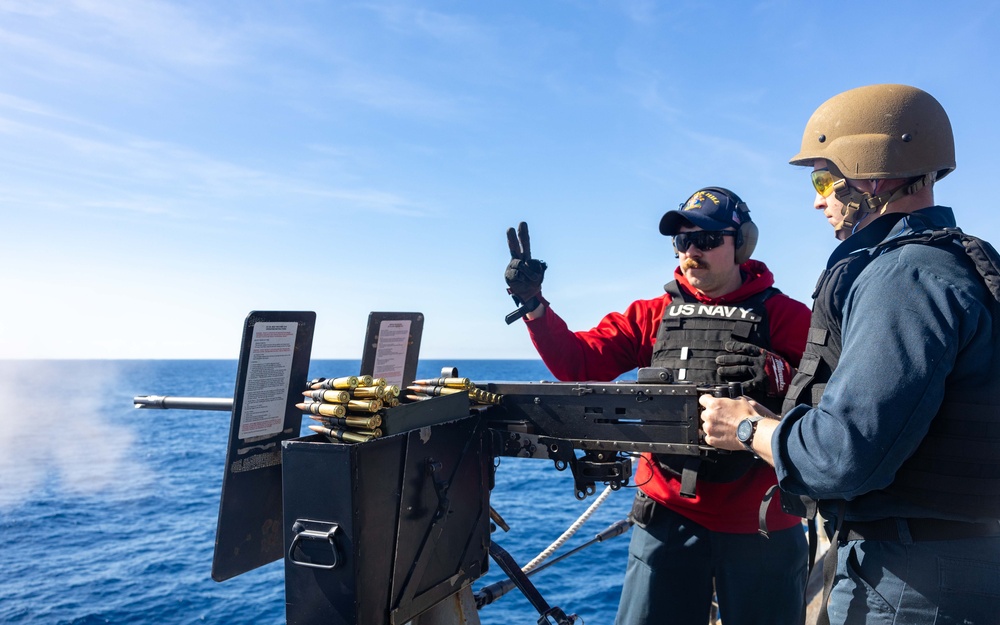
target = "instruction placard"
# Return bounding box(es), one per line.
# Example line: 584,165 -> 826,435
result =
237,322 -> 298,439
372,319 -> 411,388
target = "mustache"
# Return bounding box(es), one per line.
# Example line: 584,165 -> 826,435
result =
682,258 -> 707,270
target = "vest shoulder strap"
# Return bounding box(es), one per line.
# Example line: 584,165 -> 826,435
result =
879,228 -> 1000,305
957,233 -> 1000,304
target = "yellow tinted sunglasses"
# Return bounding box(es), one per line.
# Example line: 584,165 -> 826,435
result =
811,168 -> 838,197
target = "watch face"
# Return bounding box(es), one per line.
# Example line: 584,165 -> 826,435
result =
737,419 -> 754,442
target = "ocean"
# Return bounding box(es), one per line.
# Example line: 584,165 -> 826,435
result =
0,359 -> 634,624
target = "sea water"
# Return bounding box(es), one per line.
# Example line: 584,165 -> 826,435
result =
0,360 -> 633,624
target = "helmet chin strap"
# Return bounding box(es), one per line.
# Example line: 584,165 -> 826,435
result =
832,173 -> 933,234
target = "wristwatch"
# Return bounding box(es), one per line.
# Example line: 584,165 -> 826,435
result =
736,415 -> 764,455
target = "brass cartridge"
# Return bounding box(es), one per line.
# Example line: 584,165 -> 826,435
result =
349,427 -> 382,438
406,384 -> 464,396
307,413 -> 382,429
412,377 -> 473,389
382,384 -> 400,397
352,385 -> 385,399
347,398 -> 383,413
302,389 -> 351,403
357,375 -> 374,387
310,375 -> 359,390
308,424 -> 372,444
296,401 -> 348,418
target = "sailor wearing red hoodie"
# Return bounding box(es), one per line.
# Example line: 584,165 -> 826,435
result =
504,187 -> 811,625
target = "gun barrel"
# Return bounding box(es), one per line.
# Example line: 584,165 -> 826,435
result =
133,395 -> 233,411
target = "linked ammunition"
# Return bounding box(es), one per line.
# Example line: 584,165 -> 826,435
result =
352,385 -> 385,399
308,424 -> 372,444
411,377 -> 473,389
296,401 -> 348,418
383,396 -> 400,408
406,384 -> 465,397
383,384 -> 400,397
302,389 -> 351,403
349,427 -> 382,438
307,413 -> 382,429
403,384 -> 502,405
470,389 -> 502,405
347,398 -> 383,413
310,375 -> 359,390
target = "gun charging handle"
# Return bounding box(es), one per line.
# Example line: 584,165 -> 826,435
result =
505,296 -> 541,325
711,381 -> 744,399
694,382 -> 744,451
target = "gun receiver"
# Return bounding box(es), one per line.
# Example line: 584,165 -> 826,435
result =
482,370 -> 743,499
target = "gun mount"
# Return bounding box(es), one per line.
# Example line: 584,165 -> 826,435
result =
134,311 -> 746,625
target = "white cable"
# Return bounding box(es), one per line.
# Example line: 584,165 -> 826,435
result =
521,484 -> 614,573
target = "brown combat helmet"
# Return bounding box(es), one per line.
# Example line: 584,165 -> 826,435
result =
789,84 -> 955,181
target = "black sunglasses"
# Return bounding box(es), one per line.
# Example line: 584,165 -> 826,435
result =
673,230 -> 736,253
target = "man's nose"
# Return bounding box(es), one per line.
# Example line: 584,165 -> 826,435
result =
814,192 -> 827,210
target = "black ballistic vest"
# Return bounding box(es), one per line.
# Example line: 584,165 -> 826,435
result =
782,227 -> 1000,519
651,281 -> 779,489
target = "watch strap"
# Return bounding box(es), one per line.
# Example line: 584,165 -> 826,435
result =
739,415 -> 764,454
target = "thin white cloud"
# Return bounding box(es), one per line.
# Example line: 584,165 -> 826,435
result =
362,2 -> 489,44
0,103 -> 430,221
2,0 -> 240,68
0,1 -> 487,121
615,0 -> 661,24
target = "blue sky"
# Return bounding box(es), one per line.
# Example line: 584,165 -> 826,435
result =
1,0 -> 998,359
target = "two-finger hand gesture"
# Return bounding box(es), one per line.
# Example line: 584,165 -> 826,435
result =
503,222 -> 547,323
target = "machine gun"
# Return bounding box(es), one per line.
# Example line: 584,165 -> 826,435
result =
134,311 -> 747,625
481,369 -> 743,500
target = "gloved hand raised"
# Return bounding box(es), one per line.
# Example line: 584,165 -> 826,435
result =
504,221 -> 547,324
716,340 -> 793,397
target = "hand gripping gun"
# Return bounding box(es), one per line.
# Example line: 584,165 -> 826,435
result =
480,368 -> 743,500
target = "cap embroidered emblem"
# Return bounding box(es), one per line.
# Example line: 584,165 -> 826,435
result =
682,191 -> 720,211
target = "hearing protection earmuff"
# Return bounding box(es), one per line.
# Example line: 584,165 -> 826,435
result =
699,186 -> 757,265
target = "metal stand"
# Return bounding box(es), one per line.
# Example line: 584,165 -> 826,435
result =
407,585 -> 481,625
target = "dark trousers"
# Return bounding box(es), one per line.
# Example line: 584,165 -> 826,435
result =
615,502 -> 807,625
827,536 -> 1000,624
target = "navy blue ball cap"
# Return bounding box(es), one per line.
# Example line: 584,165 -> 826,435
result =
659,187 -> 750,235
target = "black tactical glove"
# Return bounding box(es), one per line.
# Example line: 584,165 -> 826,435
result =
504,221 -> 547,324
715,340 -> 793,397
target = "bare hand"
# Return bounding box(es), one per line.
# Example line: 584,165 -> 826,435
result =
699,394 -> 777,451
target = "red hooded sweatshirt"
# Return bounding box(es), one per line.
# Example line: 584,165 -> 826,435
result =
524,259 -> 810,533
